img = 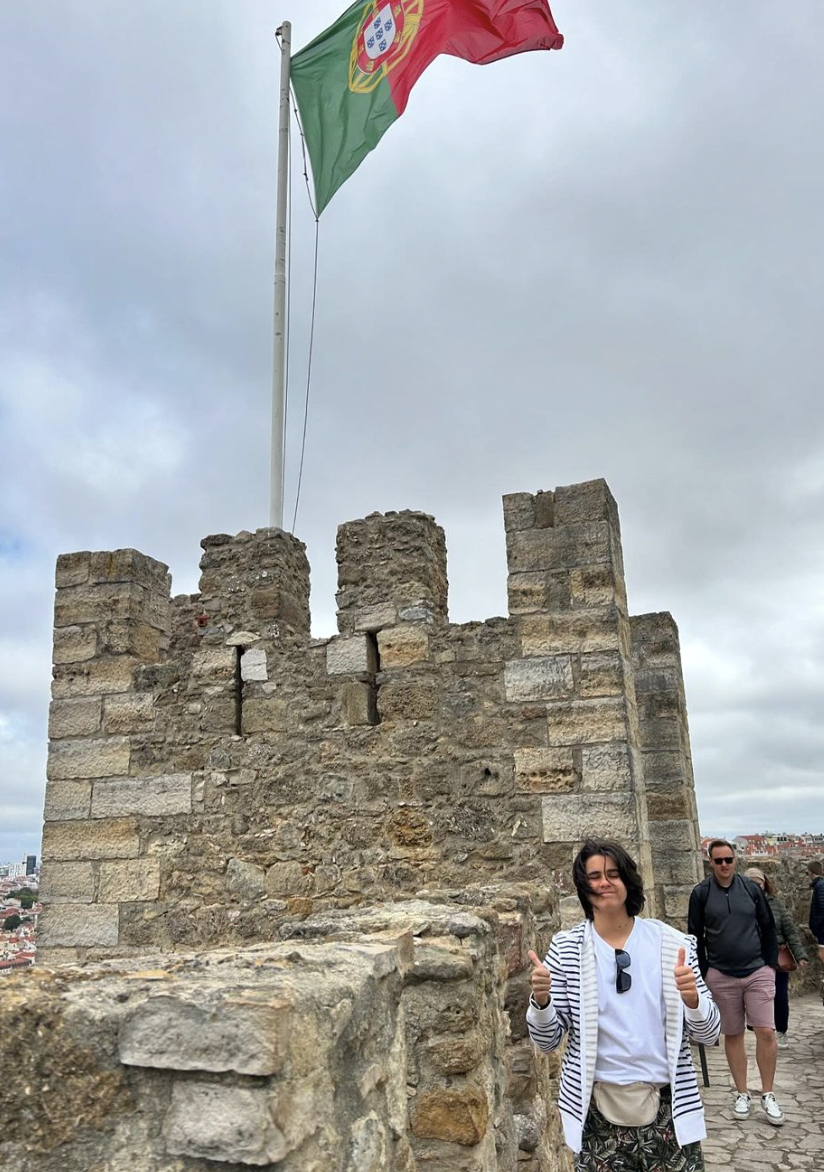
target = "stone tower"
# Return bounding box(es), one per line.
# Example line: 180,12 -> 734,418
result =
38,479 -> 702,962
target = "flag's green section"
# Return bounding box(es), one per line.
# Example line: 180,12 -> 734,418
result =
291,3 -> 398,214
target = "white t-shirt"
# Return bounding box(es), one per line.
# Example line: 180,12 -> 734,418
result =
592,917 -> 670,1085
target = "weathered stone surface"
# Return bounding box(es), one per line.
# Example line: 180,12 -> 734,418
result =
505,656 -> 574,702
546,698 -> 626,746
51,655 -> 138,697
338,680 -> 377,726
102,693 -> 155,734
520,613 -> 620,656
47,736 -> 131,780
502,491 -> 537,532
37,902 -> 119,947
163,1082 -> 287,1164
91,774 -> 192,818
98,858 -> 161,902
327,634 -> 376,676
191,646 -> 236,679
53,624 -> 98,664
38,861 -> 95,903
42,817 -> 140,860
44,779 -> 92,821
226,857 -> 266,901
542,793 -> 637,844
514,748 -> 577,793
49,697 -> 102,739
378,625 -> 430,668
239,647 -> 267,681
427,1032 -> 486,1074
579,651 -> 625,697
353,602 -> 398,631
411,1086 -> 489,1145
581,744 -> 633,792
120,994 -> 287,1075
506,521 -> 612,574
55,551 -> 91,588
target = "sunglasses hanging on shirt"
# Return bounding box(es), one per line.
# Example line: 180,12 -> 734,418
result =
615,948 -> 631,994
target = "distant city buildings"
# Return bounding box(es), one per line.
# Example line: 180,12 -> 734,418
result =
0,863 -> 39,974
700,832 -> 824,859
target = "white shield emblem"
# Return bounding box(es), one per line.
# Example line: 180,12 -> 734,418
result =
363,5 -> 398,61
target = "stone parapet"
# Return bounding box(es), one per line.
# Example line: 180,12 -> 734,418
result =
0,890 -> 570,1172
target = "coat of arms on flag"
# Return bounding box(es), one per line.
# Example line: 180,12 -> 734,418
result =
349,1 -> 424,93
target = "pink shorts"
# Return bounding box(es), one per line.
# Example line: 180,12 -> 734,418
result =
705,965 -> 775,1034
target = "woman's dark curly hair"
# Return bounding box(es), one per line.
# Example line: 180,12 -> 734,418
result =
572,838 -> 646,920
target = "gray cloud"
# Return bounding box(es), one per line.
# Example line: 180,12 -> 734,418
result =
1,1 -> 823,861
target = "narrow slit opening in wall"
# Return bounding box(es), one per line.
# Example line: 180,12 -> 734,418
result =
366,631 -> 381,725
234,645 -> 243,735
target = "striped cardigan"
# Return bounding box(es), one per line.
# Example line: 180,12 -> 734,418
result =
526,918 -> 721,1154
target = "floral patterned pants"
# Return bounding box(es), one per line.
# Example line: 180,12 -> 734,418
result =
576,1091 -> 705,1172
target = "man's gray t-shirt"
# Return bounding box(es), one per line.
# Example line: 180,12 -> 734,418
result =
704,876 -> 763,976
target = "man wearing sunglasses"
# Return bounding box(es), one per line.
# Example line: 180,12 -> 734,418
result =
526,839 -> 720,1172
687,839 -> 781,1126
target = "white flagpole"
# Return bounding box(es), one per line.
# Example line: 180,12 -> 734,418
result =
270,21 -> 291,529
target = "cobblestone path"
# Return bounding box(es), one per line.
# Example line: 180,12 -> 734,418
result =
701,994 -> 824,1171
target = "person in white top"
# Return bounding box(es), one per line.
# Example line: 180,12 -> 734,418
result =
526,838 -> 720,1172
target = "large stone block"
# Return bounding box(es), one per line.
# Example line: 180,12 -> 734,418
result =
546,698 -> 627,747
88,548 -> 170,589
377,625 -> 430,668
98,858 -> 161,902
579,651 -> 625,697
647,789 -> 691,820
37,902 -> 119,947
554,479 -> 619,527
51,656 -> 138,697
44,779 -> 92,821
648,819 -> 699,853
48,697 -> 102,739
54,581 -> 147,628
91,774 -> 192,818
53,624 -> 97,664
353,602 -> 398,632
326,634 -> 376,676
103,693 -> 155,734
99,620 -> 166,659
120,994 -> 287,1075
504,657 -> 574,702
520,613 -> 620,656
191,646 -> 236,680
514,748 -> 577,793
541,793 -> 637,844
662,887 -> 692,919
163,1083 -> 286,1165
47,736 -> 131,780
55,551 -> 90,588
410,1085 -> 489,1145
506,521 -> 612,574
581,744 -> 633,792
42,817 -> 140,860
38,861 -> 95,903
502,491 -> 536,532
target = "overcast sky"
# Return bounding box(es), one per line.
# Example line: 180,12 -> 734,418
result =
2,1 -> 823,865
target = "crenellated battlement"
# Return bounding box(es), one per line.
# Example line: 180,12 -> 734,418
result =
38,479 -> 702,963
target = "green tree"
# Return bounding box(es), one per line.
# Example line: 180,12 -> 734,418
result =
3,913 -> 22,932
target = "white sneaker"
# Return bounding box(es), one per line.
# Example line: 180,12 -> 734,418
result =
734,1091 -> 752,1118
761,1093 -> 785,1126
776,1031 -> 788,1049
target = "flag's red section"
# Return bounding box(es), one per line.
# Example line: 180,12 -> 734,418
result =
388,0 -> 563,115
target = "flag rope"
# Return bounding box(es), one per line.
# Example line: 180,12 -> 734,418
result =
290,92 -> 321,533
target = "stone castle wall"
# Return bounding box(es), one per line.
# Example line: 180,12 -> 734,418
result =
38,479 -> 702,963
0,885 -> 570,1172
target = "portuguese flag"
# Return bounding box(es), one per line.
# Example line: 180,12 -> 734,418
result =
291,1 -> 563,214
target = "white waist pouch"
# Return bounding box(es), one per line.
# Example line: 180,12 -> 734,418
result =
592,1081 -> 662,1127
